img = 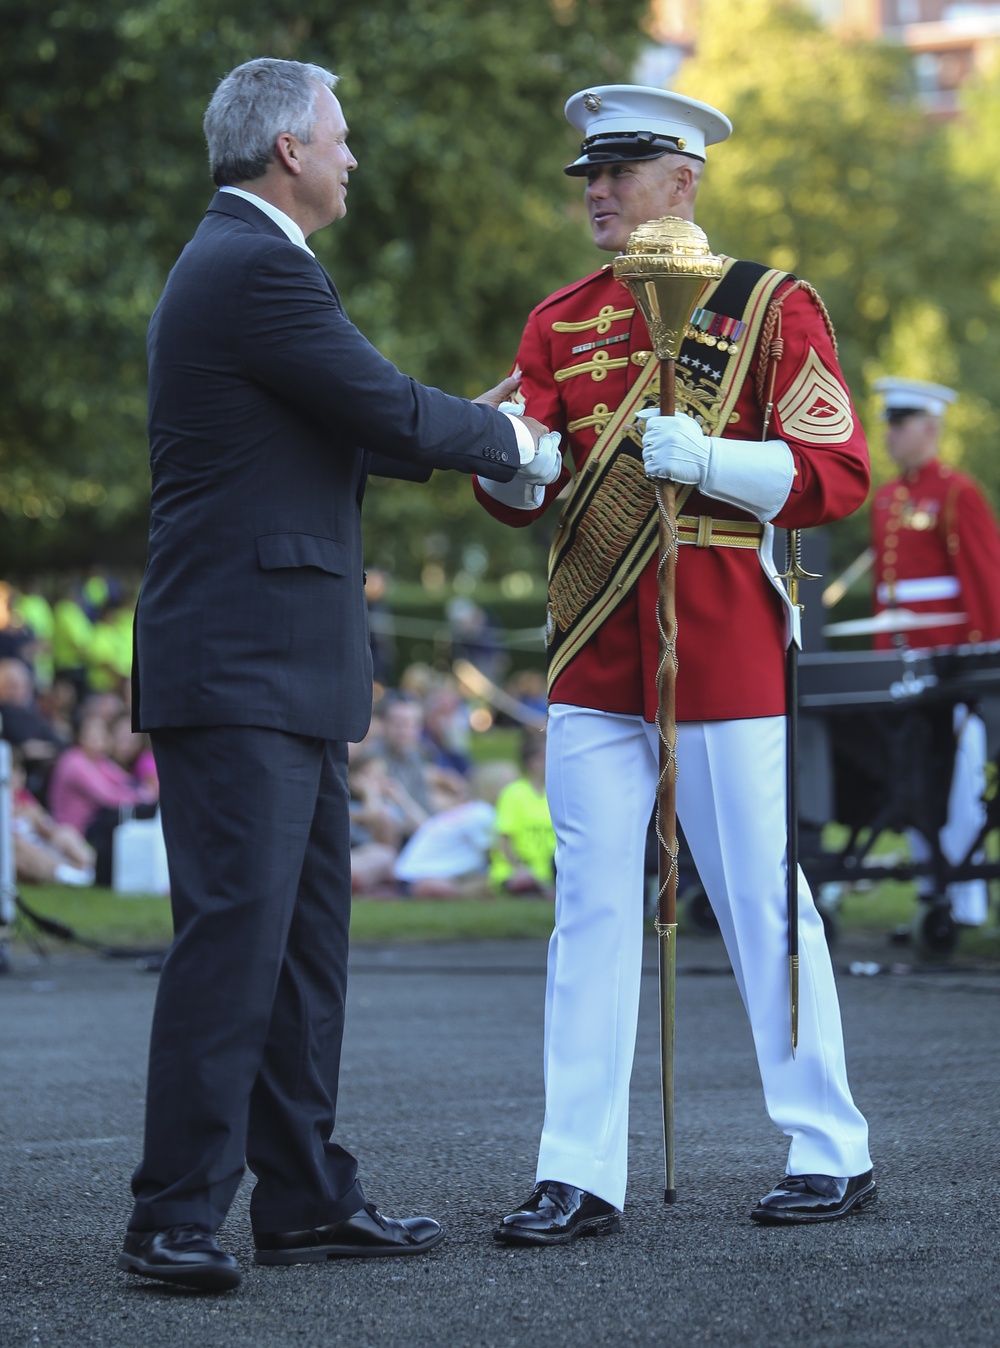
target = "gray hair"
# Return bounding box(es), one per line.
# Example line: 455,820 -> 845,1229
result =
204,57 -> 338,186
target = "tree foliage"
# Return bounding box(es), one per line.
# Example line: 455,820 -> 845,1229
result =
680,0 -> 1000,567
0,0 -> 647,572
3,0 -> 1000,583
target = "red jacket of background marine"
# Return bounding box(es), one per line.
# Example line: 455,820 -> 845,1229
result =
871,458 -> 1000,649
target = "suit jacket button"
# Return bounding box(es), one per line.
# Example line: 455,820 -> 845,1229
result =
500,451 -> 508,463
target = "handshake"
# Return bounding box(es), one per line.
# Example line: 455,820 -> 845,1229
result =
474,374 -> 563,509
498,403 -> 562,485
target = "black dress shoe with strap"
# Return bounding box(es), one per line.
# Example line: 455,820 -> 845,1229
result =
254,1203 -> 443,1264
494,1180 -> 621,1246
117,1225 -> 241,1291
751,1169 -> 877,1225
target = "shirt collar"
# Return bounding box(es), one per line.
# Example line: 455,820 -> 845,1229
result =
220,186 -> 315,256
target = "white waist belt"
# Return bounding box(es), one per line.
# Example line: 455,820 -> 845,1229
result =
877,575 -> 961,605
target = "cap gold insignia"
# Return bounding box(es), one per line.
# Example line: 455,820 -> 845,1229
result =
583,92 -> 602,112
677,137 -> 687,149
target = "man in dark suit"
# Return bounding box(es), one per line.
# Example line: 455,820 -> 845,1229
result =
118,57 -> 559,1292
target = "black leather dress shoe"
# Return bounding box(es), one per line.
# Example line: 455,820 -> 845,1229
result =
494,1180 -> 621,1246
254,1203 -> 443,1264
751,1169 -> 877,1225
117,1226 -> 241,1291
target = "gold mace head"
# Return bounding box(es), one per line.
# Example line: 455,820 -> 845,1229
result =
612,216 -> 724,362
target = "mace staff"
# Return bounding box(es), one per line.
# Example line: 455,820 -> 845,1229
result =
614,217 -> 722,1205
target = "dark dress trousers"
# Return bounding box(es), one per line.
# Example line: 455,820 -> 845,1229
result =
129,191 -> 520,1234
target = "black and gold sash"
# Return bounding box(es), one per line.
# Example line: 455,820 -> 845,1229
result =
546,258 -> 789,689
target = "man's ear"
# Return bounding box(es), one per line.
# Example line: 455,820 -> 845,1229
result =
674,162 -> 697,200
275,133 -> 302,174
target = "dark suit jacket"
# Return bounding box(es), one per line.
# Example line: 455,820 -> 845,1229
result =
134,191 -> 519,742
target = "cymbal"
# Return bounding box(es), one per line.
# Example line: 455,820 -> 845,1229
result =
823,608 -> 968,638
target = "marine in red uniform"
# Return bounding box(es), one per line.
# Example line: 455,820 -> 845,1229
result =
480,86 -> 876,1244
871,377 -> 1000,649
870,377 -> 1000,927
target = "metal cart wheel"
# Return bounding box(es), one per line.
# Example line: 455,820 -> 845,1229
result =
910,902 -> 958,960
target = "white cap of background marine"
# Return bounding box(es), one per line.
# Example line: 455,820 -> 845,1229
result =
563,84 -> 733,175
873,377 -> 957,419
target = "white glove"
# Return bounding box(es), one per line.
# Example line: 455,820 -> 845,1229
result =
518,430 -> 563,485
481,404 -> 563,509
638,408 -> 710,486
638,409 -> 794,523
499,402 -> 562,483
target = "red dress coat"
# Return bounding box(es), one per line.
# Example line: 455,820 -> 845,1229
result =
475,265 -> 870,722
871,458 -> 1000,650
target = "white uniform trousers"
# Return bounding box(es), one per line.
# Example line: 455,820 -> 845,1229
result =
536,704 -> 872,1211
911,706 -> 990,926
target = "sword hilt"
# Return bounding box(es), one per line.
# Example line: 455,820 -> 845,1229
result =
782,529 -> 820,611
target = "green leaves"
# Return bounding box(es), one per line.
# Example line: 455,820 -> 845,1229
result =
0,0 -> 646,568
680,0 -> 1000,568
4,0 -> 998,580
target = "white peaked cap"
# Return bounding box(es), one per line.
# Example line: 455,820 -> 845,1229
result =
563,85 -> 732,174
873,377 -> 957,418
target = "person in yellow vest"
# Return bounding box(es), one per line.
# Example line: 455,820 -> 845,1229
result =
86,594 -> 136,694
52,582 -> 95,698
490,728 -> 555,897
10,581 -> 54,688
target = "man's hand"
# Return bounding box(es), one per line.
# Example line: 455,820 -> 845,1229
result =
500,401 -> 562,483
475,376 -> 554,461
474,374 -> 522,409
518,430 -> 563,484
638,409 -> 711,487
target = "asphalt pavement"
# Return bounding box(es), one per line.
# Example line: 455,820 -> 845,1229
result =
1,926 -> 998,1348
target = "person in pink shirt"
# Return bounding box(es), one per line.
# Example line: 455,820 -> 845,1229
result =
48,714 -> 157,882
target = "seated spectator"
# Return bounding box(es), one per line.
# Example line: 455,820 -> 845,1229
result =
348,748 -> 406,894
77,689 -> 127,728
10,752 -> 96,887
35,676 -> 78,744
47,713 -> 157,886
421,683 -> 473,777
392,760 -> 519,898
12,579 -> 55,689
0,580 -> 42,668
110,713 -> 159,793
372,694 -> 466,839
0,656 -> 70,802
490,728 -> 556,898
52,581 -> 95,701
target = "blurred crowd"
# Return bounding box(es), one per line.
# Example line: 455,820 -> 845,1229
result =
352,669 -> 555,900
1,574 -> 157,891
1,575 -> 556,900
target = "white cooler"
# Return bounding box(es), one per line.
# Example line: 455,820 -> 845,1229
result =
112,813 -> 170,895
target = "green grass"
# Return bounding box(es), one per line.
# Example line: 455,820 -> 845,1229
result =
10,865 -> 999,960
8,885 -> 557,950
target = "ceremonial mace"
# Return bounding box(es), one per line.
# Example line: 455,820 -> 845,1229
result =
614,218 -> 723,1204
